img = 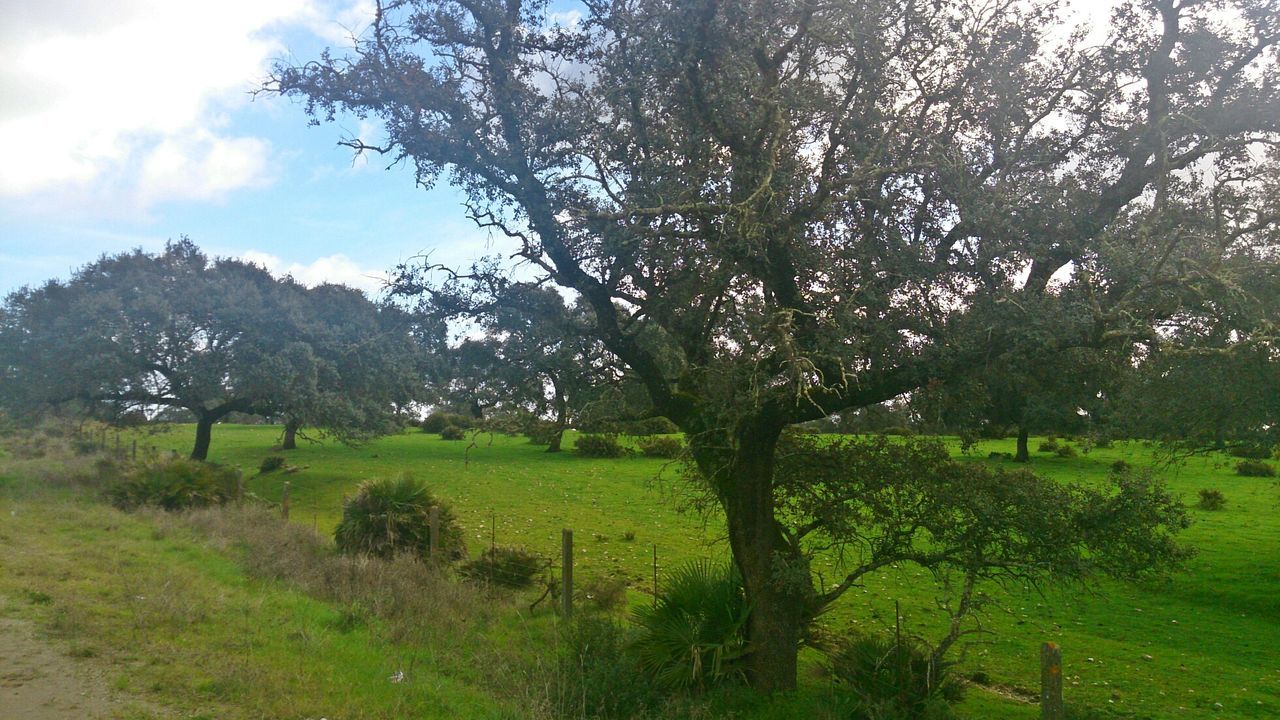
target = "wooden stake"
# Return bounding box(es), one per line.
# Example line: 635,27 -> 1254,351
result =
429,506 -> 441,563
281,481 -> 291,520
1041,642 -> 1064,720
561,529 -> 573,618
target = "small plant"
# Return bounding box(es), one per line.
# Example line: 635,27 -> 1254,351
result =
879,426 -> 917,437
828,632 -> 963,720
258,456 -> 286,474
1111,459 -> 1132,474
1227,445 -> 1272,459
1235,460 -> 1275,478
1197,488 -> 1226,511
107,458 -> 240,511
622,530 -> 636,542
637,435 -> 685,459
575,433 -> 628,458
1038,438 -> 1060,452
440,425 -> 466,441
579,574 -> 630,613
459,545 -> 546,588
1055,444 -> 1078,458
631,559 -> 749,689
334,475 -> 463,559
420,412 -> 475,433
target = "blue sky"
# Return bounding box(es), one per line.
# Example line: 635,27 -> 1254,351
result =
0,0 -> 505,298
1,0 -> 1119,299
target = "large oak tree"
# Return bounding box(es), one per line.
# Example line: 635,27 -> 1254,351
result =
274,0 -> 1280,689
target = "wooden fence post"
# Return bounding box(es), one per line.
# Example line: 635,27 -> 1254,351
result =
131,439 -> 137,461
281,481 -> 291,520
429,506 -> 441,563
561,529 -> 573,618
1041,642 -> 1064,720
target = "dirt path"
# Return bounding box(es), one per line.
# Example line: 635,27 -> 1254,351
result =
0,617 -> 124,719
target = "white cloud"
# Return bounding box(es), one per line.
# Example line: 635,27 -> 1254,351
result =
240,250 -> 389,294
0,0 -> 368,211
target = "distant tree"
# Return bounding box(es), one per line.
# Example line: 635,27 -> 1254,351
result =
274,0 -> 1278,689
0,240 -> 428,459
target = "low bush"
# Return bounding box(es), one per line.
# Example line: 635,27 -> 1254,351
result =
552,616 -> 657,719
879,426 -> 917,437
1198,488 -> 1226,511
575,434 -> 628,458
333,475 -> 464,560
458,545 -> 546,588
1038,438 -> 1060,452
440,425 -> 466,441
620,416 -> 680,436
107,458 -> 240,512
1236,460 -> 1275,478
828,632 -> 962,720
578,574 -> 630,613
420,412 -> 475,433
525,420 -> 561,446
258,456 -> 286,474
1111,459 -> 1132,474
1055,444 -> 1078,458
631,559 -> 749,689
637,436 -> 685,459
1228,445 -> 1272,459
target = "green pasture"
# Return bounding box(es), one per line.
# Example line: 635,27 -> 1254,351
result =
5,424 -> 1279,718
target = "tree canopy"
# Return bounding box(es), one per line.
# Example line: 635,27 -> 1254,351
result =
274,0 -> 1279,689
0,240 -> 428,459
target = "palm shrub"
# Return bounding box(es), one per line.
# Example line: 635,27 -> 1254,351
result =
827,632 -> 963,720
107,458 -> 240,511
334,475 -> 463,559
631,559 -> 749,690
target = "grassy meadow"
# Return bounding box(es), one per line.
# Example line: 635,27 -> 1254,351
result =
2,423 -> 1278,718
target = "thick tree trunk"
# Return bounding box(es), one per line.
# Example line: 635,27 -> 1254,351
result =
282,419 -> 300,450
191,413 -> 215,461
720,423 -> 806,692
1015,425 -> 1030,462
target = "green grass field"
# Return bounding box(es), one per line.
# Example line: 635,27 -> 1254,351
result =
3,424 -> 1278,718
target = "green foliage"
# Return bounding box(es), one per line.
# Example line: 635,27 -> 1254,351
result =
458,546 -> 546,588
1038,438 -> 1060,452
107,458 -> 240,511
421,412 -> 475,433
878,426 -> 917,437
827,632 -> 962,720
637,436 -> 685,459
524,420 -> 560,445
1055,444 -> 1078,458
575,434 -> 627,458
553,616 -> 657,719
440,425 -> 466,441
1111,459 -> 1132,474
333,475 -> 462,559
617,416 -> 680,436
1197,489 -> 1226,511
1235,460 -> 1275,478
259,456 -> 286,474
631,560 -> 749,690
579,574 -> 630,613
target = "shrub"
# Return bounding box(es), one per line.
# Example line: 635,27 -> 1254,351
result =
575,433 -> 627,458
1228,445 -> 1272,459
458,545 -> 546,588
987,451 -> 1012,460
420,412 -> 474,433
1055,444 -> 1078,458
440,425 -> 466,441
828,632 -> 962,720
552,616 -> 657,719
107,458 -> 240,512
258,456 -> 286,474
1111,459 -> 1132,474
621,416 -> 680,436
631,559 -> 749,689
579,574 -> 630,613
525,420 -> 560,446
879,426 -> 917,437
1197,488 -> 1226,511
334,475 -> 464,560
637,436 -> 685,459
1038,438 -> 1060,452
1236,460 -> 1275,478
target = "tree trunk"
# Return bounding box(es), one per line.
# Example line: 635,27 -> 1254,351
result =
282,419 -> 300,450
720,423 -> 806,691
191,413 -> 215,461
1015,425 -> 1030,462
546,389 -> 567,453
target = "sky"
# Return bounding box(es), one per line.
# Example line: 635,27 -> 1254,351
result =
0,0 -> 1120,299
